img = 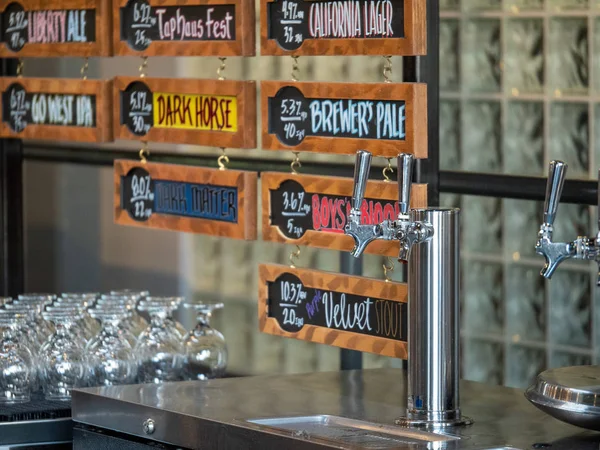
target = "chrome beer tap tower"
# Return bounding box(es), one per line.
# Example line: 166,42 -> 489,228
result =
536,161 -> 600,283
345,150 -> 471,428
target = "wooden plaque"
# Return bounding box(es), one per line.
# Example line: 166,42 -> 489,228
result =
261,81 -> 427,158
259,264 -> 408,358
0,0 -> 112,57
261,0 -> 426,56
262,172 -> 427,258
113,0 -> 255,56
113,76 -> 256,148
0,77 -> 112,142
114,160 -> 257,240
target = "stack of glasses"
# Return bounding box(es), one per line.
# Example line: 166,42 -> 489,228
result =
0,291 -> 227,404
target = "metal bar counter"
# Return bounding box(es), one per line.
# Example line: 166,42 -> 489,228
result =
71,369 -> 600,450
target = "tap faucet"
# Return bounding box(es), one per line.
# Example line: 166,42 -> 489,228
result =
345,150 -> 471,429
345,151 -> 433,261
535,161 -> 600,284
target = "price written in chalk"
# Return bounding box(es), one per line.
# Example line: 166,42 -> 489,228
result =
121,167 -> 155,221
121,81 -> 154,136
267,271 -> 407,341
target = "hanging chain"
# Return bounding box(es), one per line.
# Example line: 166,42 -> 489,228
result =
382,158 -> 394,182
217,148 -> 229,170
289,245 -> 301,268
217,57 -> 227,80
291,55 -> 300,82
16,59 -> 23,78
291,151 -> 302,174
383,257 -> 395,282
139,56 -> 148,78
81,57 -> 89,80
383,55 -> 392,83
139,141 -> 150,163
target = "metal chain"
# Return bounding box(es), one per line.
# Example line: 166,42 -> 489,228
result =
289,245 -> 301,268
383,55 -> 392,83
139,56 -> 148,78
382,158 -> 394,182
217,57 -> 227,80
16,59 -> 23,78
81,57 -> 89,80
383,257 -> 395,282
217,148 -> 229,170
291,152 -> 302,174
291,56 -> 300,82
139,142 -> 149,164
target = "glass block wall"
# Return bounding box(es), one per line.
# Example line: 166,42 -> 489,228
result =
184,0 -> 599,388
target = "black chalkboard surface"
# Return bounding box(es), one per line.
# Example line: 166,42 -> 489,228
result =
268,85 -> 406,147
270,177 -> 399,240
120,0 -> 236,51
0,2 -> 96,53
267,271 -> 407,341
267,0 -> 405,51
2,82 -> 97,133
120,81 -> 154,136
121,167 -> 155,222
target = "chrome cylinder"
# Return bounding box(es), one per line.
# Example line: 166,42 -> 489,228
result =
400,207 -> 469,427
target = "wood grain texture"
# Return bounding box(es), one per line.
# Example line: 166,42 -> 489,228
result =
258,263 -> 408,358
113,76 -> 256,148
0,77 -> 113,142
0,0 -> 112,57
114,160 -> 257,240
262,172 -> 427,258
260,0 -> 426,56
113,0 -> 255,56
261,81 -> 427,158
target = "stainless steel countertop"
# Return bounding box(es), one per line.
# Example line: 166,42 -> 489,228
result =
72,369 -> 600,449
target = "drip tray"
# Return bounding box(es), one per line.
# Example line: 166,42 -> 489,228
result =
247,415 -> 459,448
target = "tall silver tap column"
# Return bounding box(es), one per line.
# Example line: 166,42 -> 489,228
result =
399,207 -> 469,427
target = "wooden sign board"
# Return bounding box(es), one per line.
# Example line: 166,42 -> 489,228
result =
114,0 -> 255,56
262,172 -> 427,257
114,160 -> 257,240
261,81 -> 427,158
0,77 -> 112,142
113,77 -> 256,148
0,0 -> 112,57
259,264 -> 408,358
261,0 -> 426,56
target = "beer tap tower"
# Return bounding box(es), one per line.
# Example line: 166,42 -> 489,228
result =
345,150 -> 471,428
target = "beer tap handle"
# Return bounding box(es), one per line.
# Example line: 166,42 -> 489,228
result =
351,150 -> 372,212
397,154 -> 414,216
543,160 -> 568,227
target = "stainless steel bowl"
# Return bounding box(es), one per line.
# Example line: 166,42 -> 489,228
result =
525,365 -> 600,431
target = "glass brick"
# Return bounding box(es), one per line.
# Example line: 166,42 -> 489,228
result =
503,199 -> 543,258
463,261 -> 504,334
462,20 -> 501,92
548,19 -> 588,94
504,20 -> 544,94
549,270 -> 591,348
550,351 -> 591,368
506,264 -> 546,342
440,20 -> 460,91
440,101 -> 461,170
463,339 -> 504,385
504,102 -> 544,175
549,102 -> 589,178
462,196 -> 502,253
506,345 -> 546,388
462,101 -> 502,172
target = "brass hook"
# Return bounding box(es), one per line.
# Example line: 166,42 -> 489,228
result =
139,142 -> 149,164
383,257 -> 395,282
217,148 -> 229,170
81,57 -> 89,80
289,245 -> 301,268
382,158 -> 394,182
217,57 -> 227,80
383,55 -> 392,83
291,55 -> 300,82
16,59 -> 23,78
290,152 -> 301,174
139,56 -> 148,78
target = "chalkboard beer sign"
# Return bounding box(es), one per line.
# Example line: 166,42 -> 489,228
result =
261,0 -> 426,56
115,160 -> 257,240
262,172 -> 427,257
0,0 -> 112,56
114,77 -> 256,148
114,0 -> 255,56
262,81 -> 427,157
0,77 -> 112,142
259,264 -> 408,358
